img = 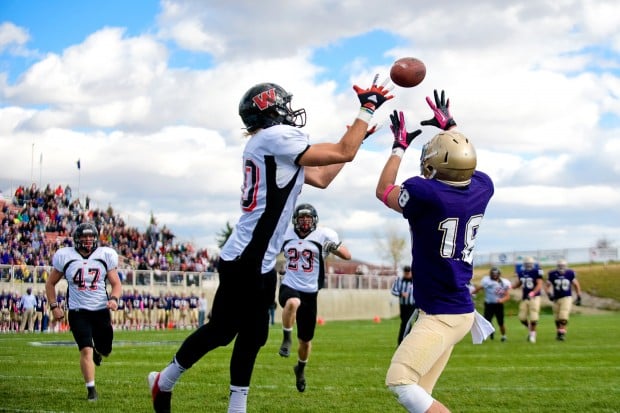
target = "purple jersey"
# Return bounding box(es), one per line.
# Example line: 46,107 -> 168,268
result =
155,296 -> 167,309
35,294 -> 47,311
547,269 -> 576,299
517,267 -> 544,299
189,295 -> 199,309
132,294 -> 144,310
0,293 -> 9,310
400,171 -> 494,315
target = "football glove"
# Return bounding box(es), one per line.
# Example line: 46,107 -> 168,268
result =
364,123 -> 382,141
323,240 -> 341,255
346,123 -> 382,142
354,74 -> 394,115
390,110 -> 422,151
420,89 -> 457,130
575,295 -> 582,306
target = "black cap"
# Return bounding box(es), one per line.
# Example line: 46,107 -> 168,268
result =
403,265 -> 411,272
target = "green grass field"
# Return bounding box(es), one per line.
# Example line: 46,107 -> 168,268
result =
1,313 -> 619,413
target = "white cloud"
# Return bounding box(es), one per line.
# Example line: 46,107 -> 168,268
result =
0,22 -> 30,55
1,0 -> 619,265
494,185 -> 620,208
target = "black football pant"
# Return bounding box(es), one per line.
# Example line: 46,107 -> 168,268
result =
398,305 -> 416,344
483,302 -> 505,327
68,309 -> 113,354
174,258 -> 276,387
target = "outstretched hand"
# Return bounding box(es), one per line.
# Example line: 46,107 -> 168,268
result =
346,123 -> 382,142
323,240 -> 341,255
390,110 -> 422,151
353,74 -> 394,115
420,89 -> 456,130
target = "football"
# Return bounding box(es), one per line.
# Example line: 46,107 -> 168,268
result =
390,57 -> 426,88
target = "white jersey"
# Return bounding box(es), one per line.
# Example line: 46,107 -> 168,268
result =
220,124 -> 309,273
281,226 -> 339,293
480,276 -> 511,304
52,246 -> 119,311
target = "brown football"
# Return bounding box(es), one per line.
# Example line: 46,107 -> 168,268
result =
390,57 -> 426,88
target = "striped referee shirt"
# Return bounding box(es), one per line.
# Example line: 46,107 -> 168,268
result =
391,277 -> 415,306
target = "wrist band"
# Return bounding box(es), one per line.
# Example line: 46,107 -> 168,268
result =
109,296 -> 119,303
382,184 -> 397,206
357,107 -> 374,123
391,147 -> 405,158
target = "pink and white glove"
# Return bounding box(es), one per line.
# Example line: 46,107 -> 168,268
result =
420,89 -> 457,130
390,110 -> 421,157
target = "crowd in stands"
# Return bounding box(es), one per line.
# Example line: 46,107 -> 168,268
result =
0,287 -> 209,334
0,182 -> 219,282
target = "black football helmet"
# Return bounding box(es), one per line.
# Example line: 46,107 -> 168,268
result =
490,267 -> 501,279
239,83 -> 306,132
292,203 -> 318,236
73,222 -> 99,255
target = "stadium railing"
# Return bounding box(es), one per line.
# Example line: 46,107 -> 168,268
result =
0,264 -> 396,293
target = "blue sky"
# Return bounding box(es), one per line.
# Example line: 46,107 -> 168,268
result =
1,0 -> 619,267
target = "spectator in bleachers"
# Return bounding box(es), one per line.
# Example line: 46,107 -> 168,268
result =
13,186 -> 24,205
1,182 -> 219,274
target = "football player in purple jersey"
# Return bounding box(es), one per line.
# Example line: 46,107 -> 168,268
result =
512,256 -> 544,343
545,259 -> 582,340
188,292 -> 199,329
149,77 -> 393,413
1,289 -> 11,332
154,291 -> 168,330
376,89 -> 494,413
34,290 -> 47,332
45,222 -> 122,401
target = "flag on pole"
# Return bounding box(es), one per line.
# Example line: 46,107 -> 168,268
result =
77,159 -> 81,170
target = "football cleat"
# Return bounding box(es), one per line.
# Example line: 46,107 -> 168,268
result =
148,371 -> 171,413
87,386 -> 98,401
279,339 -> 292,358
293,365 -> 306,393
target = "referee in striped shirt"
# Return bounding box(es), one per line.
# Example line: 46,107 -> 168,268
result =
391,265 -> 416,344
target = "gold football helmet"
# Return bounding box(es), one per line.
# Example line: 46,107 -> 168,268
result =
420,130 -> 476,185
524,256 -> 535,270
557,259 -> 567,273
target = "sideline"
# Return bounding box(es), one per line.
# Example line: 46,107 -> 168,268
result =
28,340 -> 184,347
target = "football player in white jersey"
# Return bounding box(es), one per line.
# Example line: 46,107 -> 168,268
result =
471,267 -> 511,341
45,222 -> 122,402
149,78 -> 393,413
278,203 -> 351,392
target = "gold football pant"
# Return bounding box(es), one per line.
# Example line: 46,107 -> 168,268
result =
386,311 -> 474,394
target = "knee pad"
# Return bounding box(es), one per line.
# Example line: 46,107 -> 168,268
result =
389,384 -> 434,413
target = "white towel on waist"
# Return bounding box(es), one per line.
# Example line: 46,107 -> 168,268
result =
471,310 -> 495,344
